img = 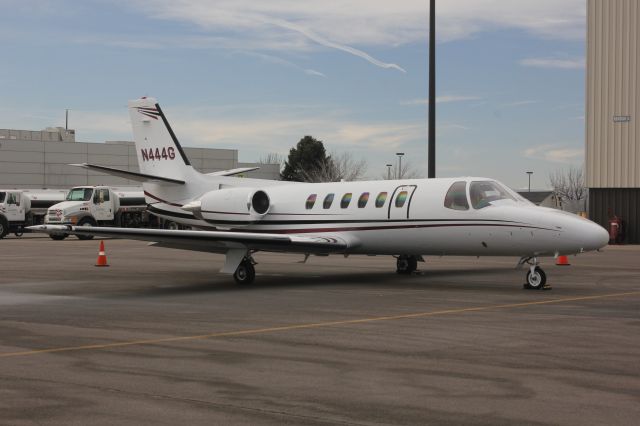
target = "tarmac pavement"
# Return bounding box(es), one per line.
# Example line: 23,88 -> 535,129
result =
0,237 -> 638,425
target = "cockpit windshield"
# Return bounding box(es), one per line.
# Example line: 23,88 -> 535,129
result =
469,181 -> 516,209
0,192 -> 5,203
66,188 -> 93,202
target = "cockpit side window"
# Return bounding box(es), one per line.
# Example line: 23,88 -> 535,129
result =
444,181 -> 469,211
469,181 -> 516,209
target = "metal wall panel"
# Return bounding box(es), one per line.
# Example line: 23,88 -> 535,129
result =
587,0 -> 640,188
589,188 -> 640,243
1,128 -> 278,188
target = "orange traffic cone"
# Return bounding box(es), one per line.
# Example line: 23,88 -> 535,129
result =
556,255 -> 570,266
95,240 -> 109,267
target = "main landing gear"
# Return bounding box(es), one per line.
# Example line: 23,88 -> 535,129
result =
234,256 -> 256,285
518,256 -> 549,290
396,255 -> 419,274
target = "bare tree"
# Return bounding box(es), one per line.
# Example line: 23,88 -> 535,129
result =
300,152 -> 368,182
549,166 -> 587,201
380,161 -> 421,180
257,152 -> 285,172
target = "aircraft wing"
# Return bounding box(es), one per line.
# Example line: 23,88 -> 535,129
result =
28,225 -> 353,254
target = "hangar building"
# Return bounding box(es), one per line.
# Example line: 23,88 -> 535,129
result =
587,0 -> 640,243
0,127 -> 279,189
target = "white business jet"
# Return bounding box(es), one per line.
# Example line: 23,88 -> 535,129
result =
29,98 -> 609,289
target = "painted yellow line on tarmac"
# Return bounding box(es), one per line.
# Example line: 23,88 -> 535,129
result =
1,291 -> 639,359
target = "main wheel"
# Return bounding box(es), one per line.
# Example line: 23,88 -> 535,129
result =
526,267 -> 547,289
76,218 -> 96,240
234,259 -> 256,285
396,255 -> 417,274
50,233 -> 68,241
0,218 -> 8,239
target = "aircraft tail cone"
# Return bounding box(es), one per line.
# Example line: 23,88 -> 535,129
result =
556,255 -> 570,266
95,240 -> 109,267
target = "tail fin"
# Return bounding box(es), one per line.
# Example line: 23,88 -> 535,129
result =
128,97 -> 193,182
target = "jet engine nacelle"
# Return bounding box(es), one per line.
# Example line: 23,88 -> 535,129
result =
197,187 -> 271,227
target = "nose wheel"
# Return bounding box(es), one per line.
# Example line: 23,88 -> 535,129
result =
519,256 -> 549,290
526,267 -> 547,289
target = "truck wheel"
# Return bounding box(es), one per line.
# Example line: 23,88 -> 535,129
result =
164,221 -> 179,230
76,218 -> 96,240
0,218 -> 8,239
50,234 -> 68,241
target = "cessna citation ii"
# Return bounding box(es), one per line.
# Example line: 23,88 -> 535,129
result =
30,97 -> 609,289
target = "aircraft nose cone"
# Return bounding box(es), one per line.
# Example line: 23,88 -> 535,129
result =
580,219 -> 609,251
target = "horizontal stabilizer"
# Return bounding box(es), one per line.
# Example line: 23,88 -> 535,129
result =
70,163 -> 185,184
206,167 -> 260,177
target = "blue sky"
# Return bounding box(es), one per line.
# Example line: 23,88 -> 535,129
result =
0,0 -> 586,188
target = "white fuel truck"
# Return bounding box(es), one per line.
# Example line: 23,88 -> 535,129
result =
0,189 -> 68,238
45,186 -> 150,240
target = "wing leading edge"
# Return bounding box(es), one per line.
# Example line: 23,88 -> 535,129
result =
27,225 -> 354,254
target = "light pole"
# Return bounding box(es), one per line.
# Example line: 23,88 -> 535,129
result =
526,171 -> 533,192
396,152 -> 405,179
386,164 -> 393,180
428,0 -> 436,179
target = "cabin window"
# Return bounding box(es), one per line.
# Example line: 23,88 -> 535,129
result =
305,194 -> 317,210
0,192 -> 5,203
375,192 -> 387,208
323,193 -> 335,209
469,181 -> 516,209
395,191 -> 408,208
358,192 -> 369,208
444,181 -> 469,211
341,193 -> 352,208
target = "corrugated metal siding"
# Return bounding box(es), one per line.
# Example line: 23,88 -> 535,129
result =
586,0 -> 640,188
589,188 -> 640,243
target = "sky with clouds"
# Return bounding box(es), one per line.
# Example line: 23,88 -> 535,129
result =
0,0 -> 586,189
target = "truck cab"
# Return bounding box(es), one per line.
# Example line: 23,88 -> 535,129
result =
1,189 -> 67,238
1,191 -> 26,223
0,191 -> 26,238
47,186 -> 115,227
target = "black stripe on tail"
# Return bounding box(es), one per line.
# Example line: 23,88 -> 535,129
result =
154,103 -> 191,166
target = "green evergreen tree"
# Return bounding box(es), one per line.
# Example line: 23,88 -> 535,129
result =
281,136 -> 330,182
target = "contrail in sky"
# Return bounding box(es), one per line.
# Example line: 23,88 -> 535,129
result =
268,18 -> 406,73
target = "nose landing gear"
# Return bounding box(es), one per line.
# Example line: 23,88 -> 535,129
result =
518,256 -> 550,290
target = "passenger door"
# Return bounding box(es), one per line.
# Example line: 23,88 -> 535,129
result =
388,185 -> 417,220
